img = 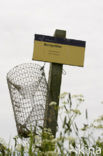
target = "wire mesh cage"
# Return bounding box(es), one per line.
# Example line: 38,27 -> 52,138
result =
7,63 -> 48,137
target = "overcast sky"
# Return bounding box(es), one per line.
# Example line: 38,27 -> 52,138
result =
0,0 -> 103,142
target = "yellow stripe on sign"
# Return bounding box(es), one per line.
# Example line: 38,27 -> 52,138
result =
32,40 -> 85,67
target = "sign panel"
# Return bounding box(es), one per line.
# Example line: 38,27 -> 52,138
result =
32,34 -> 86,67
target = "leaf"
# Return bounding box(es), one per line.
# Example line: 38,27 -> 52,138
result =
64,105 -> 68,112
69,93 -> 72,108
74,123 -> 78,132
63,116 -> 67,128
81,137 -> 88,147
85,109 -> 88,120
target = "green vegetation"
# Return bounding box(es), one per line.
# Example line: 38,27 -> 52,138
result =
0,93 -> 103,155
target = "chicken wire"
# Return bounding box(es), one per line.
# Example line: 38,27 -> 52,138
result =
7,63 -> 48,137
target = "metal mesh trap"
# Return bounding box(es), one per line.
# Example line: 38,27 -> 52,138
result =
7,63 -> 48,137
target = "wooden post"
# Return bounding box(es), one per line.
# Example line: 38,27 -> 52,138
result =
44,29 -> 66,137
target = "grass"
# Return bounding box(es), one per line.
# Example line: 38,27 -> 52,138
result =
0,93 -> 103,155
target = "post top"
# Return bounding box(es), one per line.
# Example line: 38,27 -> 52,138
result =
54,29 -> 66,38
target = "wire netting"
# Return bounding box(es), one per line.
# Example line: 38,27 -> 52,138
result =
7,63 -> 48,137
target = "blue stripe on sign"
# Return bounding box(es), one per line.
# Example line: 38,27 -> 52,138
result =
35,34 -> 86,48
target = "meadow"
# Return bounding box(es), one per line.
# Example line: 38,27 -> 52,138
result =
0,93 -> 103,156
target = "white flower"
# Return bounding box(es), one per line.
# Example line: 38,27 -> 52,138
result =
72,94 -> 83,98
49,101 -> 57,106
0,137 -> 7,148
60,92 -> 68,99
15,144 -> 22,152
66,136 -> 76,143
71,109 -> 81,115
45,151 -> 58,156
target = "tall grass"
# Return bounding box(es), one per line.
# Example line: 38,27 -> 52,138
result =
0,93 -> 103,155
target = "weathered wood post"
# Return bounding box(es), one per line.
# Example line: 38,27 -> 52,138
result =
44,29 -> 66,137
